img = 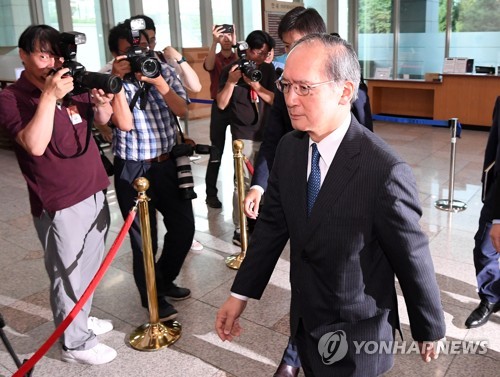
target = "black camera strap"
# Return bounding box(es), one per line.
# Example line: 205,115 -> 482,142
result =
129,81 -> 152,111
51,96 -> 93,159
172,111 -> 186,143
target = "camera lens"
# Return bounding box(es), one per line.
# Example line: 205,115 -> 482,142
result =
140,57 -> 161,78
247,69 -> 262,82
175,155 -> 197,200
239,59 -> 262,82
80,72 -> 123,94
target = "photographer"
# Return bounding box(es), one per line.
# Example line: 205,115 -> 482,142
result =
204,24 -> 238,209
216,30 -> 276,245
105,19 -> 194,321
0,24 -> 131,365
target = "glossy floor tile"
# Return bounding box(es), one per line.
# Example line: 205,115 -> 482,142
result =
0,118 -> 499,377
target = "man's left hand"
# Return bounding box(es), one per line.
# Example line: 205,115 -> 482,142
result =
490,223 -> 500,253
91,88 -> 113,108
418,340 -> 441,362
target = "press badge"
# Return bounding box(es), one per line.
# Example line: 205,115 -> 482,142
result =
67,105 -> 82,125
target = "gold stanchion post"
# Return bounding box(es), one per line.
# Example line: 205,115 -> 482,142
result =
129,177 -> 182,351
226,140 -> 248,269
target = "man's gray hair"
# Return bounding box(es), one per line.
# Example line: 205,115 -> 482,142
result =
291,33 -> 361,103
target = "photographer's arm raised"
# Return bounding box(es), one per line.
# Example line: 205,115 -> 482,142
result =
162,46 -> 202,93
16,68 -> 73,156
216,65 -> 240,110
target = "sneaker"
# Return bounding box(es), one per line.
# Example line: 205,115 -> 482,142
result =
61,343 -> 117,365
232,230 -> 241,246
158,297 -> 178,321
191,239 -> 204,251
206,196 -> 222,208
88,316 -> 113,336
162,284 -> 191,301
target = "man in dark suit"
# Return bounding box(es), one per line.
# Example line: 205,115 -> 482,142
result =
465,96 -> 500,328
244,7 -> 372,222
215,34 -> 445,377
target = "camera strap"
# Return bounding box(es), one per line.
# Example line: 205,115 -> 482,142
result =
129,81 -> 152,111
52,97 -> 93,159
172,111 -> 186,144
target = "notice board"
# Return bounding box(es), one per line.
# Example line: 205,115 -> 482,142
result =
262,0 -> 304,56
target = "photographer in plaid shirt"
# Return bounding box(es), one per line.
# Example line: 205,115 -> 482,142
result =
102,19 -> 194,321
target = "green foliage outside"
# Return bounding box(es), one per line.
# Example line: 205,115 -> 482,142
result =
360,0 -> 500,34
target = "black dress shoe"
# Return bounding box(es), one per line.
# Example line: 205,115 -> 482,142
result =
141,296 -> 178,321
206,196 -> 222,208
273,362 -> 299,377
465,299 -> 500,328
162,283 -> 191,301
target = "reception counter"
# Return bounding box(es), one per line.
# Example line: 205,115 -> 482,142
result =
367,74 -> 500,127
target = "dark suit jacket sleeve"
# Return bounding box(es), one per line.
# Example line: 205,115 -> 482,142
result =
351,76 -> 374,132
374,161 -> 446,341
232,137 -> 291,298
483,97 -> 500,174
489,97 -> 500,218
251,91 -> 292,189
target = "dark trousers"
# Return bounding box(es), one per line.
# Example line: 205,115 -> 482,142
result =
205,102 -> 231,198
114,157 -> 195,302
280,337 -> 301,367
473,188 -> 500,303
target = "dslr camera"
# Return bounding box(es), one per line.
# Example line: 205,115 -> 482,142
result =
234,41 -> 262,82
125,18 -> 161,78
57,32 -> 123,95
170,143 -> 220,200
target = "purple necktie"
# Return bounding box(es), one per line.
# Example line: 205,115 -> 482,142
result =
307,143 -> 321,216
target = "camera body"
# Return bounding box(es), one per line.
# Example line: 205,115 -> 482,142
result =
216,24 -> 234,34
170,143 -> 220,200
234,41 -> 262,82
57,32 -> 122,95
125,18 -> 161,78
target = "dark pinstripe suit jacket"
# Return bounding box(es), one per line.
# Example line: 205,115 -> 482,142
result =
484,97 -> 500,218
232,118 -> 446,376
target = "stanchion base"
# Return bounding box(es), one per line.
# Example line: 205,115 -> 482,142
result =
225,253 -> 245,270
129,320 -> 182,351
434,199 -> 467,212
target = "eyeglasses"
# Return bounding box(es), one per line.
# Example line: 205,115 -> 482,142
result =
275,79 -> 337,96
251,49 -> 271,58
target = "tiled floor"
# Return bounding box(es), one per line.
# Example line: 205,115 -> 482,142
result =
0,118 -> 499,377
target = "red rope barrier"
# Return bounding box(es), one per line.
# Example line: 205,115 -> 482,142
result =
13,208 -> 137,377
243,156 -> 254,176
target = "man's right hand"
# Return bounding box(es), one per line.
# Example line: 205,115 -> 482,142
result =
227,64 -> 242,84
111,55 -> 130,79
244,188 -> 262,219
215,296 -> 247,342
212,24 -> 235,45
44,67 -> 73,99
212,25 -> 225,44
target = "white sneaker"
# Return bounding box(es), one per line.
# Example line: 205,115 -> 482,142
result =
191,239 -> 204,251
88,316 -> 113,335
61,343 -> 117,365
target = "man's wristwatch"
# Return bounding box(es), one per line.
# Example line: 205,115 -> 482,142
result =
176,56 -> 187,65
